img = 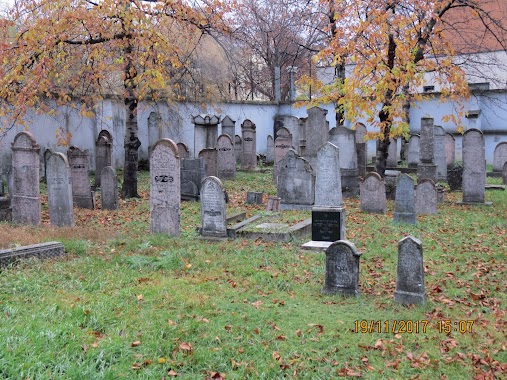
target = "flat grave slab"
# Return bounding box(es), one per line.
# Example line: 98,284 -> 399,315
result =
0,241 -> 65,269
236,214 -> 311,242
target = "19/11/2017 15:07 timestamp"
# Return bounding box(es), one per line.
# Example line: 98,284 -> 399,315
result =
354,320 -> 475,334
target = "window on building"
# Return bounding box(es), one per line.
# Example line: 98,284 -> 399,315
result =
468,82 -> 490,91
423,85 -> 435,93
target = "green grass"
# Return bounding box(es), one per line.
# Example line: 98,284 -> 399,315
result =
0,168 -> 505,379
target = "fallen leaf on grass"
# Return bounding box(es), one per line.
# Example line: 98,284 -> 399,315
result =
168,369 -> 178,376
131,341 -> 141,347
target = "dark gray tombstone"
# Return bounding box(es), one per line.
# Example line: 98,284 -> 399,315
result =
355,123 -> 367,178
445,133 -> 455,168
493,142 -> 507,173
407,134 -> 420,168
200,176 -> 227,238
360,172 -> 386,214
393,174 -> 416,224
67,147 -> 94,209
198,148 -> 218,177
328,126 -> 359,196
180,158 -> 205,201
0,196 -> 11,222
434,126 -> 447,181
277,149 -> 315,210
394,236 -> 426,305
246,191 -> 263,204
322,240 -> 361,297
101,166 -> 118,210
300,107 -> 329,168
177,142 -> 190,159
273,127 -> 292,180
234,135 -> 242,164
461,129 -> 486,204
447,164 -> 463,191
387,138 -> 398,167
0,241 -> 65,269
384,169 -> 401,200
417,117 -> 437,182
11,132 -> 41,225
181,181 -> 199,202
95,130 -> 112,187
193,114 -> 220,157
150,139 -> 180,236
415,179 -> 437,215
266,135 -> 274,164
221,115 -> 236,140
46,152 -> 74,227
503,162 -> 507,185
217,134 -> 236,180
241,119 -> 257,170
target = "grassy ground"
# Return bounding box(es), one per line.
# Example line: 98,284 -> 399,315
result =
0,169 -> 505,379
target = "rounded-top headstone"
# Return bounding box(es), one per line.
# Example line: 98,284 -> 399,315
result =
200,176 -> 227,237
462,128 -> 485,204
46,152 -> 74,227
394,236 -> 426,305
493,141 -> 507,172
322,240 -> 362,297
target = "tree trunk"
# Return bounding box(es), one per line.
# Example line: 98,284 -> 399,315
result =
375,107 -> 391,177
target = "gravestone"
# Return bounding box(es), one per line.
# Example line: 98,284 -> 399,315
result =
181,181 -> 199,202
246,192 -> 263,204
461,129 -> 486,204
221,115 -> 236,140
387,138 -> 398,167
266,196 -> 281,211
266,135 -> 274,164
355,123 -> 367,178
101,166 -> 118,210
234,135 -> 242,164
394,236 -> 426,305
277,149 -> 315,210
503,162 -> 507,185
273,127 -> 292,180
217,134 -> 236,180
67,147 -> 94,209
43,148 -> 53,182
46,152 -> 74,227
0,196 -> 10,222
200,176 -> 227,238
447,164 -> 463,191
393,174 -> 416,224
417,117 -> 437,182
360,172 -> 386,214
241,119 -> 257,170
407,134 -> 420,168
415,179 -> 437,215
180,158 -> 204,201
492,142 -> 507,173
198,148 -> 218,177
328,126 -> 359,196
95,130 -> 112,187
193,114 -> 220,157
177,142 -> 190,159
11,131 -> 41,225
322,240 -> 361,297
433,126 -> 447,180
384,169 -> 401,200
0,242 -> 65,269
278,115 -> 301,155
300,107 -> 329,168
150,139 -> 180,236
445,133 -> 456,168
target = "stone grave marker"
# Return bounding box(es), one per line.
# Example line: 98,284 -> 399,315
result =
407,134 -> 420,168
177,142 -> 190,159
273,127 -> 292,180
180,158 -> 204,201
493,142 -> 507,173
277,149 -> 315,210
322,240 -> 361,297
434,126 -> 447,180
266,196 -> 281,211
241,119 -> 257,170
95,130 -> 112,187
200,176 -> 227,238
46,152 -> 74,227
503,162 -> 507,185
198,148 -> 218,177
234,135 -> 242,164
360,172 -> 386,214
417,117 -> 437,182
393,174 -> 416,224
355,123 -> 367,178
0,196 -> 10,222
387,138 -> 398,167
300,107 -> 329,168
11,131 -> 41,225
67,147 -> 94,209
246,192 -> 263,204
101,166 -> 118,210
217,134 -> 236,180
415,179 -> 437,215
266,135 -> 274,164
193,114 -> 219,157
221,115 -> 236,140
328,126 -> 359,195
0,241 -> 65,269
148,111 -> 162,155
150,139 -> 180,236
445,133 -> 455,168
447,163 -> 463,191
461,129 -> 486,204
43,148 -> 53,182
394,236 -> 426,305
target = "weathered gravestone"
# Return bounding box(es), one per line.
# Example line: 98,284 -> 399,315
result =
266,196 -> 281,211
177,142 -> 190,159
360,172 -> 386,214
180,158 -> 204,201
461,129 -> 486,204
355,123 -> 367,178
300,107 -> 329,168
393,174 -> 416,224
277,149 -> 315,210
277,115 -> 301,154
241,119 -> 257,170
434,126 -> 447,181
387,138 -> 398,167
217,134 -> 236,180
198,148 -> 218,177
11,131 -> 41,225
322,240 -> 361,297
0,196 -> 10,222
447,163 -> 463,191
150,139 -> 180,236
193,114 -> 220,157
95,130 -> 112,187
101,166 -> 118,210
43,148 -> 53,182
328,126 -> 359,196
200,176 -> 227,238
394,236 -> 426,305
266,135 -> 274,164
221,115 -> 236,140
415,179 -> 437,215
417,117 -> 437,182
0,241 -> 65,269
67,147 -> 94,209
493,142 -> 507,173
246,191 -> 263,204
407,134 -> 420,168
234,135 -> 242,164
445,133 -> 456,168
503,162 -> 507,185
46,152 -> 74,227
273,127 -> 292,180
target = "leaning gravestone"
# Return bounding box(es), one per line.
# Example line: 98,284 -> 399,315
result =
393,174 -> 416,224
273,127 -> 292,180
492,142 -> 507,173
46,152 -> 74,227
198,148 -> 218,177
234,135 -> 242,164
241,119 -> 257,170
417,117 -> 437,182
217,134 -> 236,180
329,126 -> 359,195
266,135 -> 274,164
177,142 -> 190,159
394,236 -> 426,305
11,131 -> 41,225
433,126 -> 447,181
415,179 -> 437,215
445,133 -> 456,168
387,138 -> 398,167
150,139 -> 180,236
360,172 -> 386,214
322,240 -> 361,297
200,176 -> 227,238
277,149 -> 315,210
67,147 -> 94,209
101,166 -> 118,210
355,123 -> 367,178
95,130 -> 112,187
461,129 -> 486,204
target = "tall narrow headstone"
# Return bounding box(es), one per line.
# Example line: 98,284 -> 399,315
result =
415,179 -> 437,215
193,114 -> 220,158
221,115 -> 236,140
217,134 -> 236,179
407,135 -> 420,168
328,126 -> 359,196
322,240 -> 361,297
150,139 -> 180,236
360,172 -> 386,214
394,236 -> 426,305
433,126 -> 447,181
355,123 -> 367,178
445,133 -> 456,168
393,174 -> 416,224
46,152 -> 74,227
273,127 -> 292,180
492,142 -> 507,173
177,142 -> 190,159
266,135 -> 274,164
101,166 -> 118,210
461,129 -> 486,204
300,107 -> 329,168
277,149 -> 315,210
234,135 -> 242,164
417,117 -> 437,182
387,138 -> 398,167
95,130 -> 112,187
43,148 -> 53,182
67,147 -> 94,209
198,148 -> 218,177
241,119 -> 257,170
11,132 -> 41,225
200,176 -> 227,238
